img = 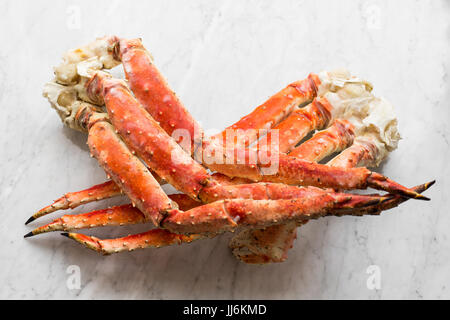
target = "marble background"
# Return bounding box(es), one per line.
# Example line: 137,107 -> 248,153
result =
0,0 -> 448,299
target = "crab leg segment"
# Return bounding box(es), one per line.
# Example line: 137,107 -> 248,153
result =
213,74 -> 320,147
26,181 -> 121,224
29,181 -> 432,253
30,183 -> 333,236
26,194 -> 201,237
28,173 -> 236,223
288,119 -> 355,161
256,97 -> 334,154
230,134 -> 370,263
163,193 -> 392,235
231,180 -> 435,263
27,204 -> 145,236
114,38 -> 203,150
327,140 -> 379,168
114,37 -> 323,150
229,116 -> 417,263
28,181 -> 342,237
28,169 -> 167,224
88,118 -> 174,225
87,72 -> 211,200
229,222 -> 302,264
199,182 -> 330,204
205,148 -> 426,199
86,71 -> 422,204
62,230 -> 204,255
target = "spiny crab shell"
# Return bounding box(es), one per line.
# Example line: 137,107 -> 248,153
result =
43,37 -> 400,167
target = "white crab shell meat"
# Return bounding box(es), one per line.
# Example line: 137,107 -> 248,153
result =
43,81 -> 98,131
317,69 -> 400,166
54,37 -> 120,85
317,69 -> 373,96
43,37 -> 123,130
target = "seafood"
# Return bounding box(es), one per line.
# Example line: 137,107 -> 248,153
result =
24,37 -> 433,263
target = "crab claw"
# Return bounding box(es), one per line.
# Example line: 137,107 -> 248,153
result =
367,173 -> 431,200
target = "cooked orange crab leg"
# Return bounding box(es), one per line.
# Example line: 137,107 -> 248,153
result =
37,38 -> 427,221
114,37 -> 320,150
86,69 -> 426,202
28,36 -> 432,259
28,192 -> 399,254
26,183 -> 327,234
87,72 -> 211,201
26,194 -> 200,237
112,37 -> 203,151
212,74 -> 320,148
31,67 -> 420,226
26,180 -> 121,224
28,204 -> 146,236
26,182 -> 336,237
62,230 -> 204,254
24,86 -> 432,254
255,98 -> 334,154
288,119 -> 355,161
230,114 -> 409,263
95,70 -> 425,199
230,119 -> 355,263
25,182 -> 433,254
29,76 -> 326,222
27,173 -> 239,223
44,36 -> 426,200
88,119 -> 175,226
328,140 -> 380,168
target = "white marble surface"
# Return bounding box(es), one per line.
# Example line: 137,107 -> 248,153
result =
0,0 -> 449,299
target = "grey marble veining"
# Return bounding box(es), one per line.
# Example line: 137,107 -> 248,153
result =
0,0 -> 448,299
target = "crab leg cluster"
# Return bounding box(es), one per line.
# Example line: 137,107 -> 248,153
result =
25,37 -> 433,262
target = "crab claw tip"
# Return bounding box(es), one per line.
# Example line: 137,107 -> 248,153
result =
368,173 -> 433,200
415,194 -> 430,201
425,180 -> 436,189
24,231 -> 34,238
61,232 -> 70,238
25,216 -> 36,225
